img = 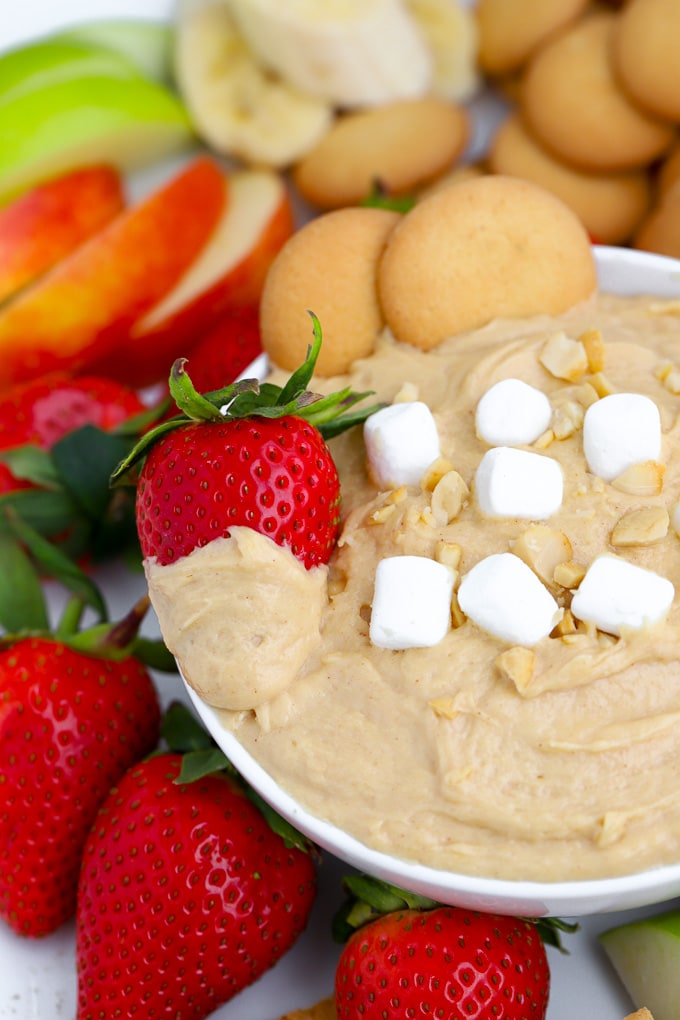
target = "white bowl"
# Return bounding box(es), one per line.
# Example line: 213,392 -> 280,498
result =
185,246 -> 680,918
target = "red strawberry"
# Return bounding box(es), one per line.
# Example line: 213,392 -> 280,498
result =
184,304 -> 263,394
75,740 -> 317,1019
0,372 -> 165,599
0,597 -> 161,937
114,313 -> 381,569
335,904 -> 551,1020
137,413 -> 341,568
0,371 -> 145,495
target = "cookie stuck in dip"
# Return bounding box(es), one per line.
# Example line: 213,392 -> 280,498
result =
139,177 -> 680,887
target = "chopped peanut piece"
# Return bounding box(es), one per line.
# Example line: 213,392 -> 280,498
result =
495,646 -> 535,694
560,632 -> 584,645
369,504 -> 396,525
450,591 -> 466,628
576,617 -> 598,637
653,356 -> 680,392
587,371 -> 616,397
421,456 -> 455,492
435,540 -> 462,569
579,327 -> 605,373
419,506 -> 437,527
539,332 -> 588,381
512,524 -> 572,585
611,506 -> 669,547
573,381 -> 600,407
552,400 -> 584,440
388,485 -> 408,504
404,505 -> 424,529
552,608 -> 577,636
624,1009 -> 655,1020
596,811 -> 626,847
663,369 -> 680,395
393,381 -> 420,403
553,560 -> 587,589
655,360 -> 674,382
429,697 -> 460,720
532,428 -> 554,449
611,460 -> 665,496
430,470 -> 470,524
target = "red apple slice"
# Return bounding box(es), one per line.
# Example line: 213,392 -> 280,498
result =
0,165 -> 125,306
0,156 -> 227,391
92,168 -> 294,388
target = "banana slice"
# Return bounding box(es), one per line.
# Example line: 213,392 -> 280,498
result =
405,0 -> 481,102
174,0 -> 333,167
225,0 -> 434,108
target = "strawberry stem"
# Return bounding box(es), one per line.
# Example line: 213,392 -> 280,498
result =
63,595 -> 175,671
111,313 -> 384,486
55,596 -> 87,640
95,594 -> 151,653
171,358 -> 251,422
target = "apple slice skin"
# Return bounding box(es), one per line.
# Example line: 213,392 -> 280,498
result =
599,907 -> 680,1020
0,157 -> 227,391
90,173 -> 295,388
0,73 -> 194,204
51,21 -> 175,84
0,165 -> 125,306
0,38 -> 141,106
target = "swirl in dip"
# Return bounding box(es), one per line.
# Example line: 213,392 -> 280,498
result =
147,290 -> 680,883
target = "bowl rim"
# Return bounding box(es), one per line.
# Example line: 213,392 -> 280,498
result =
184,245 -> 680,917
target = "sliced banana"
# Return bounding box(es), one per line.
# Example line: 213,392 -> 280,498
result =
225,0 -> 434,108
174,0 -> 333,167
405,0 -> 481,102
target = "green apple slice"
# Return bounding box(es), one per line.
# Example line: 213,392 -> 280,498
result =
51,20 -> 175,84
599,907 -> 680,1020
0,73 -> 195,203
0,38 -> 140,106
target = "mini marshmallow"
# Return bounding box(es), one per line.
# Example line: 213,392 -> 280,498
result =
475,378 -> 552,446
370,555 -> 455,650
457,552 -> 561,645
570,555 -> 674,636
364,401 -> 441,489
582,393 -> 661,482
475,447 -> 563,519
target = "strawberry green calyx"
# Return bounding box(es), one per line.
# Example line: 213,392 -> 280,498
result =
332,874 -> 438,943
0,506 -> 107,632
0,401 -> 166,568
0,584 -> 176,673
112,312 -> 382,486
62,594 -> 173,670
332,872 -> 579,951
160,701 -> 315,854
361,180 -> 416,214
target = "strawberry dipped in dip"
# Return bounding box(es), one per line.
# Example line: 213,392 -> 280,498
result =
113,316 -> 380,710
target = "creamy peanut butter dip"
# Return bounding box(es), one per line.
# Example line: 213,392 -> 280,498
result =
147,291 -> 680,883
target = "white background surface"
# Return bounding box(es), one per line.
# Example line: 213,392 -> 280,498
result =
0,2 -> 675,1017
